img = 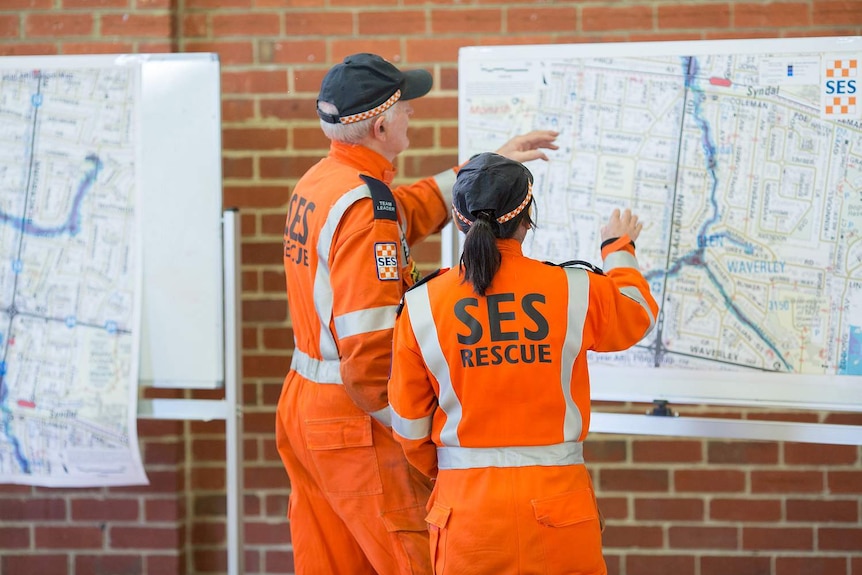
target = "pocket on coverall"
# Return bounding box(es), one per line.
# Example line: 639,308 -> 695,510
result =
531,488 -> 604,573
425,501 -> 451,574
305,416 -> 384,497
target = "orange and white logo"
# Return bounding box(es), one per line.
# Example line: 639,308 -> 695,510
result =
375,242 -> 399,281
822,57 -> 859,118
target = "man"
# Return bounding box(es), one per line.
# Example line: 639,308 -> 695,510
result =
275,53 -> 558,574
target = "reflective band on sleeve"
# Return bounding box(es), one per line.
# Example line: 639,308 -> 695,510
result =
603,250 -> 639,272
404,284 -> 462,447
561,268 -> 588,442
315,184 -> 374,360
432,168 -> 457,206
437,442 -> 584,470
290,348 -> 342,384
370,405 -> 392,428
620,285 -> 656,337
391,410 -> 433,441
334,305 -> 398,339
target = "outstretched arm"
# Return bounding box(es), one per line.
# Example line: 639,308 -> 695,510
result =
495,130 -> 559,163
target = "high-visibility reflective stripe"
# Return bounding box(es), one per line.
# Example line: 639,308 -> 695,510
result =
404,283 -> 462,447
604,250 -> 639,272
334,305 -> 398,339
437,442 -> 584,470
391,409 -> 433,441
561,268 -> 588,441
370,405 -> 392,428
315,184 -> 371,360
620,285 -> 656,337
432,168 -> 457,205
291,348 -> 342,384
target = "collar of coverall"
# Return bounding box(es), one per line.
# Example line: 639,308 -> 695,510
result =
329,140 -> 396,185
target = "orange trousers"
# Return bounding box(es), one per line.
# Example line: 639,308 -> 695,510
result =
276,370 -> 433,575
424,464 -> 607,575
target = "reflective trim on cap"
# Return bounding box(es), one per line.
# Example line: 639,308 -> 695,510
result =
339,89 -> 401,124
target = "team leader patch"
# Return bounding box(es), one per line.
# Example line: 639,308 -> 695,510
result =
375,242 -> 399,281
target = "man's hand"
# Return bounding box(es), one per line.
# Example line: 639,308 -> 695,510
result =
601,208 -> 643,243
495,130 -> 559,163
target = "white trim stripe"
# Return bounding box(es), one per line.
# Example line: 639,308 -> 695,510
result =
290,348 -> 342,384
562,268 -> 589,441
370,405 -> 393,428
334,305 -> 398,339
391,410 -> 433,441
405,284 -> 462,447
437,442 -> 584,470
604,250 -> 639,272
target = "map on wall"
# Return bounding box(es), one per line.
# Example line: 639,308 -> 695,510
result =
0,63 -> 147,486
458,37 -> 862,384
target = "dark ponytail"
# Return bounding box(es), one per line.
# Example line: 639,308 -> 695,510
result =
459,206 -> 534,296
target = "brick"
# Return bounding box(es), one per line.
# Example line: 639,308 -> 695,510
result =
222,70 -> 288,94
411,96 -> 457,121
775,556 -> 848,575
1,555 -> 68,573
751,470 -> 823,493
635,497 -> 704,521
581,5 -> 653,32
243,298 -> 288,322
260,155 -> 319,179
191,438 -> 228,462
401,153 -> 459,179
223,156 -> 253,179
669,525 -> 738,549
146,497 -> 186,522
507,6 -> 577,33
223,128 -> 287,151
3,0 -> 52,6
743,527 -> 813,551
71,498 -> 139,521
244,464 -> 290,490
360,10 -> 426,35
243,354 -> 289,379
734,2 -> 810,28
192,520 -> 226,545
74,555 -> 143,575
265,549 -> 295,573
212,13 -> 280,36
658,3 -> 731,29
600,468 -> 669,492
785,443 -> 858,466
145,553 -> 187,575
0,497 -> 66,520
262,215 -> 289,237
829,470 -> 862,493
144,441 -> 184,465
430,9 -> 500,34
246,520 -> 291,545
584,439 -> 627,462
813,1 -> 862,25
194,494 -> 227,516
101,14 -> 171,37
291,126 -> 329,151
34,526 -> 103,549
262,40 -> 327,65
284,12 -> 352,36
707,441 -> 778,464
596,496 -> 628,520
222,99 -> 255,123
187,0 -> 250,7
633,439 -> 702,462
819,527 -> 862,551
184,41 -> 254,65
111,526 -> 184,549
0,526 -> 30,548
241,240 -> 282,266
710,498 -> 782,522
786,498 -> 858,522
243,410 -> 276,434
262,326 -> 291,349
182,13 -> 209,37
404,37 -> 467,63
0,15 -> 19,37
602,525 -> 664,548
61,41 -> 134,53
0,43 -> 57,56
701,555 -> 771,575
261,97 -> 317,121
137,419 -> 184,436
25,13 -> 92,36
331,39 -> 401,63
626,554 -> 695,575
266,493 -> 289,518
675,469 -> 745,492
224,185 -> 288,209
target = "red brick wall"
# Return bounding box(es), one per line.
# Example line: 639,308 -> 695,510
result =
1,1 -> 861,574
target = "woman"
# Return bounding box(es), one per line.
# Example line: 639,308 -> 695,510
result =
388,152 -> 659,574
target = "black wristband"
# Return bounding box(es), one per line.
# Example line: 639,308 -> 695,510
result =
601,237 -> 636,250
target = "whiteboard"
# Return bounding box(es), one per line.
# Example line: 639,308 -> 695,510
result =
0,53 -> 224,389
455,36 -> 862,412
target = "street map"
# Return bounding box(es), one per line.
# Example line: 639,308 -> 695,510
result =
0,63 -> 146,486
459,39 -> 862,378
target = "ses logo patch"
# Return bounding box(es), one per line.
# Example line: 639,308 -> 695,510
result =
375,242 -> 399,281
822,57 -> 858,118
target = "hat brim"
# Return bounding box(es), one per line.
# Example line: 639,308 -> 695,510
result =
401,69 -> 433,101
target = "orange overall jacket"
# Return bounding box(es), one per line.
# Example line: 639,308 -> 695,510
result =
276,141 -> 455,574
388,237 -> 659,575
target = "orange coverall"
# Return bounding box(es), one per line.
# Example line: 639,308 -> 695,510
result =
388,237 -> 659,575
276,140 -> 454,574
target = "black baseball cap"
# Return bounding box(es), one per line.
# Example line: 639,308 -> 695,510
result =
452,152 -> 534,234
317,53 -> 433,124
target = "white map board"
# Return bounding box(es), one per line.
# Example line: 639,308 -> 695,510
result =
455,37 -> 862,415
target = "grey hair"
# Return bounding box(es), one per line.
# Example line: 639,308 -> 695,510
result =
318,100 -> 400,144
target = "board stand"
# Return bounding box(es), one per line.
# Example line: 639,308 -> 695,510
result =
138,208 -> 244,574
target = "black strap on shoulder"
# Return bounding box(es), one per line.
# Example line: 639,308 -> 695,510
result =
359,174 -> 397,222
396,267 -> 448,315
542,259 -> 605,275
